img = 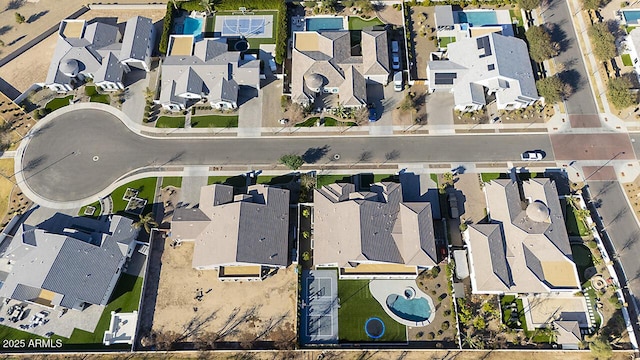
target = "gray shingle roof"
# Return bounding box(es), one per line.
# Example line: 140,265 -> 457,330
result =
94,52 -> 125,84
159,37 -> 259,108
292,29 -> 390,107
46,17 -> 152,89
0,215 -> 137,308
120,16 -> 153,62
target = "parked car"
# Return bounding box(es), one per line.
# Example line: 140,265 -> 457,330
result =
392,55 -> 401,70
393,71 -> 403,92
368,107 -> 377,122
521,150 -> 545,161
391,40 -> 399,53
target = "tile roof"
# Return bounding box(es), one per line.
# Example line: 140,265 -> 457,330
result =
467,179 -> 580,294
172,184 -> 290,268
314,182 -> 437,269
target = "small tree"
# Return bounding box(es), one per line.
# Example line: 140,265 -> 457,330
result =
302,231 -> 310,239
356,0 -> 374,13
279,154 -> 304,170
320,0 -> 338,13
302,208 -> 310,218
607,77 -> 636,109
14,12 -> 25,24
525,25 -> 559,63
588,23 -> 617,62
583,0 -> 603,10
589,336 -> 613,359
536,75 -> 572,104
399,93 -> 415,112
300,173 -> 316,189
518,0 -> 541,10
442,172 -> 454,185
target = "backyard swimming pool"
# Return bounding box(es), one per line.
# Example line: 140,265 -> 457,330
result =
623,9 -> 640,25
457,10 -> 498,26
306,17 -> 344,31
386,293 -> 432,322
174,16 -> 204,37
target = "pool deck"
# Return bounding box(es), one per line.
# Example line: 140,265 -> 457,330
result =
369,279 -> 436,327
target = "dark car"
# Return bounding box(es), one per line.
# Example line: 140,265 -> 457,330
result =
368,107 -> 377,122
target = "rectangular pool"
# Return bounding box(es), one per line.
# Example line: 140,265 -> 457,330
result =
623,9 -> 640,25
305,17 -> 344,31
457,10 -> 498,26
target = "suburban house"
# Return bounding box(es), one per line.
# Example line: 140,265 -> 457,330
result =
427,32 -> 539,111
157,35 -> 260,112
463,178 -> 591,337
434,5 -> 514,43
313,182 -> 438,279
624,28 -> 640,82
0,215 -> 138,311
464,178 -> 580,294
291,29 -> 390,108
171,184 -> 290,281
45,16 -> 155,93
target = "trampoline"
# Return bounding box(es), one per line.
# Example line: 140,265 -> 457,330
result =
364,317 -> 385,339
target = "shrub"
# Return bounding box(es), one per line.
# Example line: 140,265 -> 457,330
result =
518,0 -> 540,10
15,12 -> 25,24
303,1 -> 316,7
607,77 -> 636,109
588,23 -> 617,62
443,309 -> 451,317
159,4 -> 176,54
179,0 -> 206,11
427,332 -> 435,340
441,321 -> 450,331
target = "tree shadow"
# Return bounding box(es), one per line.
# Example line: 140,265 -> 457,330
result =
5,0 -> 24,11
557,69 -> 581,94
0,25 -> 12,36
547,22 -> 570,53
302,145 -> 330,164
27,10 -> 48,24
8,34 -> 25,46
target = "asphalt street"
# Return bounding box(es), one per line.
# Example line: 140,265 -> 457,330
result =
543,0 -> 598,115
20,109 -> 553,202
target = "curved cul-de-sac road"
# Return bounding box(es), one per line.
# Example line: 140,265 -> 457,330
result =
19,107 -> 559,204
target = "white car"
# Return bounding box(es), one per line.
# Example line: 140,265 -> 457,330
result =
521,150 -> 544,161
392,55 -> 401,70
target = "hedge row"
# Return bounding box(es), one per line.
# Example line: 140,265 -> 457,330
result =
159,4 -> 176,55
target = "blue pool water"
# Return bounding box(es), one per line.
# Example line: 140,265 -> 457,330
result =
386,294 -> 432,322
457,11 -> 498,26
306,17 -> 344,31
623,10 -> 640,25
183,17 -> 204,36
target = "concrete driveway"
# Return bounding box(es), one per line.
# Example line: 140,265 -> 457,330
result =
426,92 -> 455,134
367,82 -> 403,135
237,86 -> 261,137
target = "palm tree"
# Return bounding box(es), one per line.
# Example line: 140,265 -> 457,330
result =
169,0 -> 180,10
200,0 -> 216,13
134,212 -> 158,233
